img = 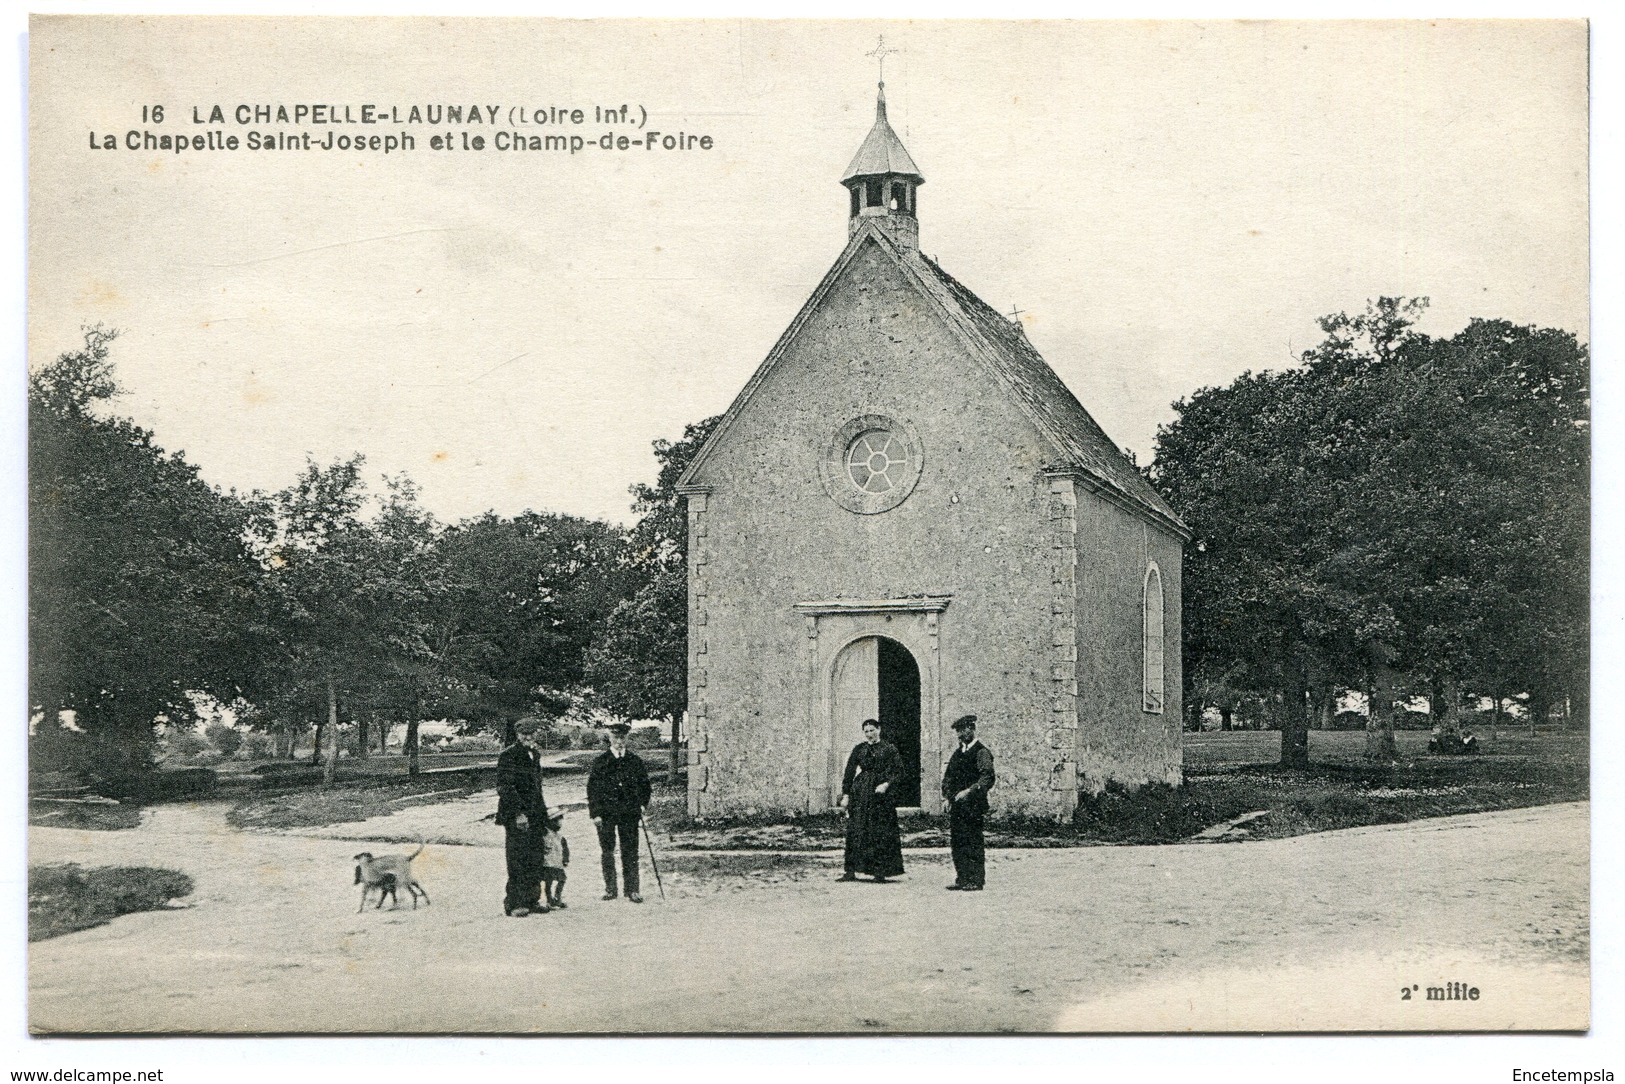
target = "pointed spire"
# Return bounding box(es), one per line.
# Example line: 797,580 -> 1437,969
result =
841,81 -> 922,184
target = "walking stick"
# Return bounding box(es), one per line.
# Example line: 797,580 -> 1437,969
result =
640,817 -> 666,901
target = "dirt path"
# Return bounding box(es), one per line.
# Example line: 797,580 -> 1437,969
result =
28,801 -> 1588,1033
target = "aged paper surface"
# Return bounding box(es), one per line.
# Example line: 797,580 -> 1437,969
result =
25,16 -> 1589,1039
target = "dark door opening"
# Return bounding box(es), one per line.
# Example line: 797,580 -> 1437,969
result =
877,637 -> 922,807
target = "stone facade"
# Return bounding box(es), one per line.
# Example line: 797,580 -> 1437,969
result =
677,90 -> 1186,819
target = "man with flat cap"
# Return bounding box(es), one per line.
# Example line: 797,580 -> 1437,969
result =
587,722 -> 652,903
942,714 -> 995,891
496,717 -> 551,916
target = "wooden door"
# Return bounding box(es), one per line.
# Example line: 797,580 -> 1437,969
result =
830,637 -> 880,804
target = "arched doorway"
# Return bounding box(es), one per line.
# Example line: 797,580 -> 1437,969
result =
830,635 -> 922,807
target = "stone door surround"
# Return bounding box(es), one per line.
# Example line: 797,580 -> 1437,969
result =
794,596 -> 950,814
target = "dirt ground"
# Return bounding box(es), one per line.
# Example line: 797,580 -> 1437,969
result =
27,796 -> 1589,1034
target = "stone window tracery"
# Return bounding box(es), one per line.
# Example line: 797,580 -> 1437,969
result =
846,430 -> 908,493
820,414 -> 923,515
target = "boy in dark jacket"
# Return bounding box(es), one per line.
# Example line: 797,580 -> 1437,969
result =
586,723 -> 652,903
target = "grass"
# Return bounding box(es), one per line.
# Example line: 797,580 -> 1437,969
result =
28,800 -> 144,831
37,730 -> 1587,847
28,864 -> 194,941
226,754 -> 679,831
662,729 -> 1588,850
657,851 -> 833,897
225,767 -> 489,830
131,748 -> 681,832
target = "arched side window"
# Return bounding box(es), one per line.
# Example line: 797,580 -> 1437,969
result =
1143,562 -> 1165,714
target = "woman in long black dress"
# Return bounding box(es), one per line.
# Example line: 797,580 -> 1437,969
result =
838,718 -> 905,882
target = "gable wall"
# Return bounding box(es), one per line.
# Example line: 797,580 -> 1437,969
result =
689,240 -> 1072,815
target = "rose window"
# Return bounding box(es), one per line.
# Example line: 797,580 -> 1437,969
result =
820,413 -> 924,515
846,430 -> 908,494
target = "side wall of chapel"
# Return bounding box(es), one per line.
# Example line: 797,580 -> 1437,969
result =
1073,492 -> 1185,793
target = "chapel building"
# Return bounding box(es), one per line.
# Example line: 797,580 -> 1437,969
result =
676,84 -> 1188,819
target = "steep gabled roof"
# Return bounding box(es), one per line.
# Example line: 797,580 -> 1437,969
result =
678,222 -> 1188,540
906,254 -> 1186,534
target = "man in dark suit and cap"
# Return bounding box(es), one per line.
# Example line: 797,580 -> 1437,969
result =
587,722 -> 652,903
496,717 -> 551,916
942,714 -> 995,891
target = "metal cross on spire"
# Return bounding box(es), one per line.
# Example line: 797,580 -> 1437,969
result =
867,34 -> 901,83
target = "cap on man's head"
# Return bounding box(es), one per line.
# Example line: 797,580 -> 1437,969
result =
513,718 -> 543,736
606,722 -> 632,736
951,714 -> 979,731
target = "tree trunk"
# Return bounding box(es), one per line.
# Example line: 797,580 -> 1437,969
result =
1365,652 -> 1397,760
356,718 -> 370,760
310,721 -> 324,765
1310,684 -> 1333,730
670,714 -> 682,777
1279,675 -> 1309,768
405,718 -> 421,777
323,678 -> 339,785
1436,671 -> 1462,738
1219,705 -> 1233,732
1569,682 -> 1588,731
1490,687 -> 1504,743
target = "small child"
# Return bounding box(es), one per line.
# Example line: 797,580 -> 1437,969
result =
539,811 -> 570,909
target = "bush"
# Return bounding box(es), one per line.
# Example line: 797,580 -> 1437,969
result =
537,724 -> 597,750
161,728 -> 213,761
250,764 -> 324,787
28,863 -> 194,941
252,760 -> 310,775
103,767 -> 218,802
628,725 -> 664,749
242,732 -> 278,759
1331,710 -> 1368,731
1394,709 -> 1433,730
440,733 -> 501,754
205,722 -> 243,757
1071,780 -> 1225,843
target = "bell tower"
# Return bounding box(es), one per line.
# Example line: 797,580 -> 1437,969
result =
840,81 -> 924,251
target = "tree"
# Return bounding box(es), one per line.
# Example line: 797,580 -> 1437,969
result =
625,415 -> 723,574
588,416 -> 721,773
259,457 -> 397,783
1152,300 -> 1588,764
29,328 -> 274,777
1152,367 -> 1339,766
426,511 -> 631,738
348,475 -> 444,774
585,566 -> 687,767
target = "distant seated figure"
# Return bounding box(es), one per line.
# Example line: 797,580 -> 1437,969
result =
1428,729 -> 1479,755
